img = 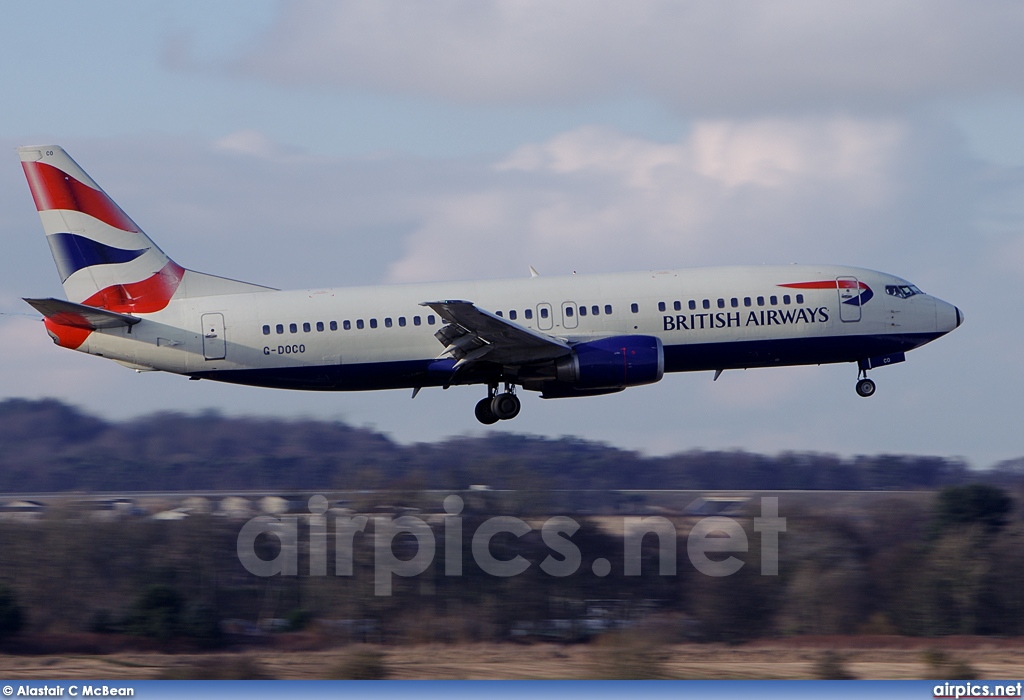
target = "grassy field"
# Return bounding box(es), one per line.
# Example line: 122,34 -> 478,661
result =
1,637 -> 1023,680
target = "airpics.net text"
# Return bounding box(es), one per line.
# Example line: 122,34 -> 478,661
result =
236,496 -> 786,596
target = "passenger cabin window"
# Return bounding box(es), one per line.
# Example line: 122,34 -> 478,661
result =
630,303 -> 638,313
385,318 -> 392,328
276,324 -> 284,334
578,306 -> 587,316
770,296 -> 778,305
356,319 -> 364,329
540,307 -> 549,319
702,299 -> 710,310
717,298 -> 725,309
731,298 -> 738,308
413,316 -> 421,326
592,305 -> 599,316
370,319 -> 378,329
744,297 -> 752,307
316,321 -> 324,332
605,304 -> 613,315
689,300 -> 696,310
658,301 -> 666,312
428,315 -> 436,325
399,317 -> 406,327
674,301 -> 682,311
509,310 -> 517,320
524,309 -> 533,320
289,323 -> 297,334
565,307 -> 573,317
796,294 -> 804,304
303,322 -> 311,332
496,311 -> 503,317
757,296 -> 765,306
783,295 -> 791,305
262,325 -> 270,335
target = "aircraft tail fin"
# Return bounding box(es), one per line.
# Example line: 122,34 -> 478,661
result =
18,145 -> 271,313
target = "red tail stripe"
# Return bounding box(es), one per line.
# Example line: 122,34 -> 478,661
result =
43,318 -> 92,350
83,262 -> 185,314
41,263 -> 184,348
21,161 -> 141,233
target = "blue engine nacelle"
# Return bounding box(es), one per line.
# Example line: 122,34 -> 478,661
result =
552,335 -> 664,391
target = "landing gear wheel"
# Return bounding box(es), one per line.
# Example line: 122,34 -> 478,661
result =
491,392 -> 522,420
475,397 -> 500,425
856,378 -> 876,397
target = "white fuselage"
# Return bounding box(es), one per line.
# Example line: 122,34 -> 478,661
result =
71,264 -> 960,394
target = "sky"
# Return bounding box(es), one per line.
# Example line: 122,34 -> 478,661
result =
1,1 -> 1022,468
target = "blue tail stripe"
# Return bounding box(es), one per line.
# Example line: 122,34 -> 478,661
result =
46,232 -> 149,282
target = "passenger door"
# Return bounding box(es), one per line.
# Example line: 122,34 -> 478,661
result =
837,277 -> 862,322
201,313 -> 226,360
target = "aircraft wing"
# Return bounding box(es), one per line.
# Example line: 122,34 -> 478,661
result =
23,297 -> 141,330
421,300 -> 571,368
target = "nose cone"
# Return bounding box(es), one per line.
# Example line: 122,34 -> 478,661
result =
934,298 -> 962,334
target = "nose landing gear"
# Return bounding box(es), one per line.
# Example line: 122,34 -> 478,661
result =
855,366 -> 876,397
854,352 -> 905,397
856,377 -> 876,397
475,382 -> 521,424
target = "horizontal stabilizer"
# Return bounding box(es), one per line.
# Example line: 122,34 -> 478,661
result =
23,297 -> 141,330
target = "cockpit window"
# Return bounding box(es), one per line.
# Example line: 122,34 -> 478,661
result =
885,284 -> 923,299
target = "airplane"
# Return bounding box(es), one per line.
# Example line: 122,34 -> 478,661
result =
17,145 -> 963,424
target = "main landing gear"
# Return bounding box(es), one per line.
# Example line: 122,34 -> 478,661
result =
855,368 -> 876,398
475,383 -> 521,424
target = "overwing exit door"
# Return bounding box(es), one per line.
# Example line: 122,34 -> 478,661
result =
537,303 -> 554,330
561,301 -> 578,329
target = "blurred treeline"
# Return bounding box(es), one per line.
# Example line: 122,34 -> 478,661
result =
2,398 -> 1022,493
0,483 -> 1022,646
1,397 -> 1024,648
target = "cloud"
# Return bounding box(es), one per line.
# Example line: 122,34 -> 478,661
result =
226,0 -> 1024,111
386,118 -> 921,282
687,119 -> 906,193
214,129 -> 298,160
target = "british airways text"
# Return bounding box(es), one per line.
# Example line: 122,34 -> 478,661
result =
663,306 -> 830,331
